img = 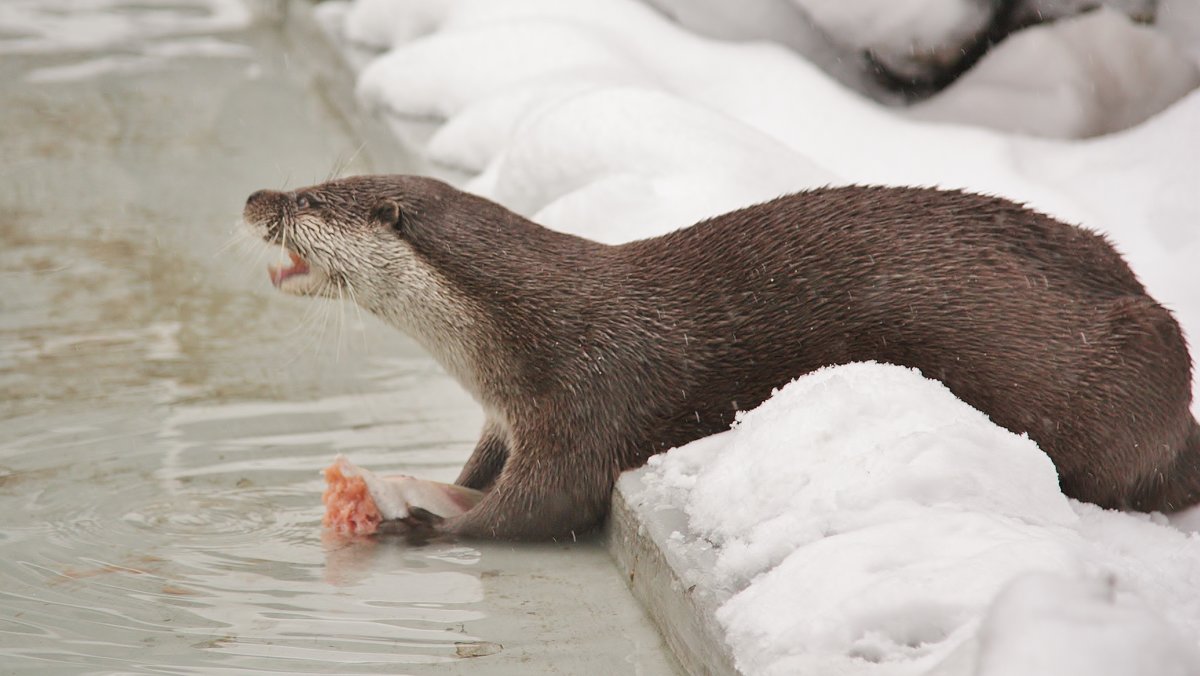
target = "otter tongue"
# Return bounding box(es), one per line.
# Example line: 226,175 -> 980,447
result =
268,251 -> 309,287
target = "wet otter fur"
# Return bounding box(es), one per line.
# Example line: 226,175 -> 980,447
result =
243,175 -> 1199,540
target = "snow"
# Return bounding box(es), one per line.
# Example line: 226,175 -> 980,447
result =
953,573 -> 1200,676
792,0 -> 993,81
640,0 -> 1195,131
637,364 -> 1200,674
909,8 -> 1200,138
326,0 -> 1200,673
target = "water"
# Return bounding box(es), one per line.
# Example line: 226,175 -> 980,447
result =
0,4 -> 677,673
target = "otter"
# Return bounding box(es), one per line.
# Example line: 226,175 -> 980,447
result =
242,175 -> 1199,540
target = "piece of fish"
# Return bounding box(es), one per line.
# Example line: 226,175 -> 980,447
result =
322,454 -> 483,536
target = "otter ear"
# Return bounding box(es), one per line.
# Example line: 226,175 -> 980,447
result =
371,201 -> 404,232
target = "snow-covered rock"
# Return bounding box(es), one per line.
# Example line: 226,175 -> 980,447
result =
936,572 -> 1200,676
639,0 -> 1195,138
792,0 -> 993,84
910,8 -> 1200,138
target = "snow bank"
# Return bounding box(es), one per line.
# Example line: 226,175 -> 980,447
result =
909,8 -> 1200,138
637,364 -> 1200,675
791,0 -> 993,82
324,0 -> 1200,673
963,573 -> 1200,676
630,0 -> 1199,136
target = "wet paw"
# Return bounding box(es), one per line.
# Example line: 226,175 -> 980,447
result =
376,507 -> 446,545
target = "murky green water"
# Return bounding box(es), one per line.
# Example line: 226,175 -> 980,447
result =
0,6 -> 675,674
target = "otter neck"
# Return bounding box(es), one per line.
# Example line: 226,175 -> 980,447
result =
381,213 -> 617,413
365,275 -> 504,407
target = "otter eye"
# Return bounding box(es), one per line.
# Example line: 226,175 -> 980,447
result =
296,194 -> 320,209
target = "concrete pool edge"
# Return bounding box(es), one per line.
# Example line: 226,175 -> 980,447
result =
606,470 -> 741,676
273,2 -> 738,673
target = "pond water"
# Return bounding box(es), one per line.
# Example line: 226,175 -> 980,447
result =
0,6 -> 676,673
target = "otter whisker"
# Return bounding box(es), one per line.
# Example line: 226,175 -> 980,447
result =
281,290 -> 336,368
220,224 -> 255,268
281,334 -> 312,369
342,279 -> 371,357
310,282 -> 338,358
233,224 -> 282,290
333,278 -> 347,363
278,225 -> 291,267
326,142 -> 366,182
215,220 -> 249,257
282,291 -> 327,340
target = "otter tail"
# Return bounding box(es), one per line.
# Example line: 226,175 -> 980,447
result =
1139,418 -> 1200,513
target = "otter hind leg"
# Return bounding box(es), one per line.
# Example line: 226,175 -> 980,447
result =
455,422 -> 509,491
1059,296 -> 1195,509
1131,419 -> 1200,512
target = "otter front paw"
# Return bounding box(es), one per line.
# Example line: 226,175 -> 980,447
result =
377,507 -> 447,544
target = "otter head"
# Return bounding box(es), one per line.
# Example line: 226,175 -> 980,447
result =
241,175 -> 429,304
241,175 -> 494,396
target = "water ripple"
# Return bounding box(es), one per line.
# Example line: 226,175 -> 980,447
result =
0,379 -> 494,673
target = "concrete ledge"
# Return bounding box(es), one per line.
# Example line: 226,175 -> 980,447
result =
606,469 -> 740,676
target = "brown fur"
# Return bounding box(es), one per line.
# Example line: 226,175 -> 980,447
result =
244,176 -> 1199,540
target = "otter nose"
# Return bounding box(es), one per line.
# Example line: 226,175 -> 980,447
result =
246,189 -> 276,207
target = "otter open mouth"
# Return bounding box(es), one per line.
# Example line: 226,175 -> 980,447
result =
268,250 -> 309,288
265,249 -> 330,297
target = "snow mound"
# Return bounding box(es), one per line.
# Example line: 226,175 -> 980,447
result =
910,8 -> 1200,138
961,572 -> 1200,676
471,87 -> 833,243
682,363 -> 1076,586
639,363 -> 1200,675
